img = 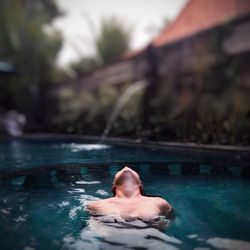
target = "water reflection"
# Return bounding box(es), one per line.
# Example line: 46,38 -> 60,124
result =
206,237 -> 250,250
60,143 -> 111,152
63,216 -> 181,250
1,157 -> 250,249
65,189 -> 180,250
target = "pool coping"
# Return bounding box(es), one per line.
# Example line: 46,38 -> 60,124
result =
1,133 -> 250,153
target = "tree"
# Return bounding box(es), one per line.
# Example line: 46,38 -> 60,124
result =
0,0 -> 63,127
95,16 -> 131,64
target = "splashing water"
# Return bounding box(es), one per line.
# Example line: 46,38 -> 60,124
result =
100,80 -> 148,143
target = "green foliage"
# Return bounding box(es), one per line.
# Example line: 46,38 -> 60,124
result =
69,16 -> 131,76
1,1 -> 248,146
95,17 -> 131,64
54,76 -> 250,145
0,0 -> 63,120
70,57 -> 99,76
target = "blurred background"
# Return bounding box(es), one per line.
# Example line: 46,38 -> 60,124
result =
0,0 -> 250,145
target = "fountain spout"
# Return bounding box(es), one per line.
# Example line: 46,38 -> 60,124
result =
100,80 -> 148,143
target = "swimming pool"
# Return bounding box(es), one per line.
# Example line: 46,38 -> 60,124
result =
0,139 -> 250,250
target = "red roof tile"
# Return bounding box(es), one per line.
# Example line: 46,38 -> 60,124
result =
122,47 -> 145,60
153,0 -> 250,47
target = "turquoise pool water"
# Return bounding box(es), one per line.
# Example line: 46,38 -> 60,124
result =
0,140 -> 250,250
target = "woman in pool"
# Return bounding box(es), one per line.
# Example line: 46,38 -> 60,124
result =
87,166 -> 173,222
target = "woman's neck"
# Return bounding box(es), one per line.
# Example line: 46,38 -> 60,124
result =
115,189 -> 142,199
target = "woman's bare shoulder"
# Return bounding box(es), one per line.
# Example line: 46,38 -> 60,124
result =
142,195 -> 168,202
154,197 -> 173,215
144,196 -> 172,211
154,196 -> 170,204
87,197 -> 113,209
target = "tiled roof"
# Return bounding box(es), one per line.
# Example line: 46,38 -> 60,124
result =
122,47 -> 145,60
153,0 -> 250,47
